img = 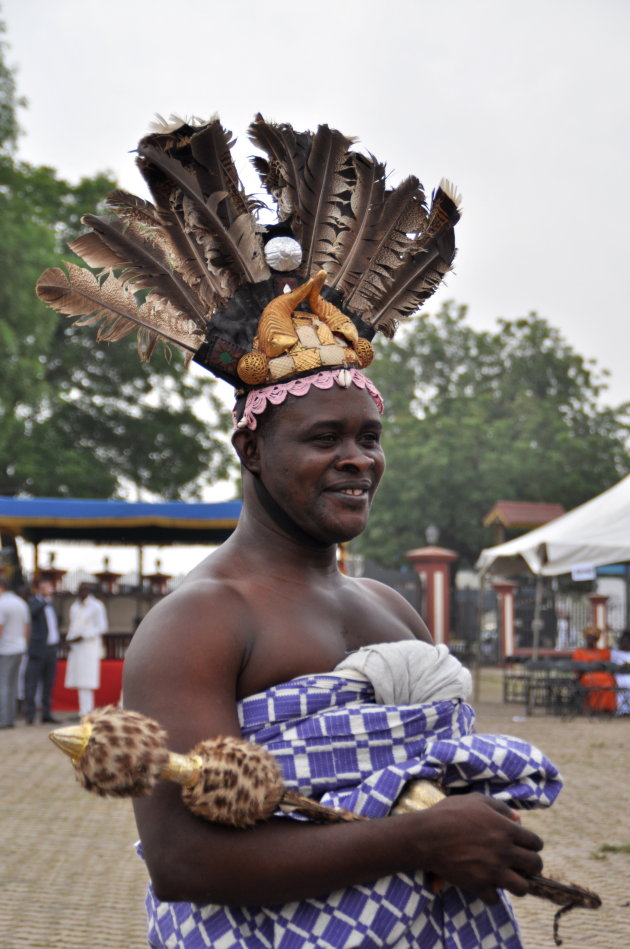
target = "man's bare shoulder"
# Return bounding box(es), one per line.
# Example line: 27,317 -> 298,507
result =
123,571 -> 256,743
131,571 -> 252,646
347,576 -> 432,644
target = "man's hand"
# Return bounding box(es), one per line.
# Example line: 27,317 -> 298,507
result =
409,793 -> 543,904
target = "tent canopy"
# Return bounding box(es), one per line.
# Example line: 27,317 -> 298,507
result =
476,475 -> 630,576
0,496 -> 242,546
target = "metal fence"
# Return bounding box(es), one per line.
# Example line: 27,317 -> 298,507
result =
21,561 -> 628,659
360,562 -> 628,659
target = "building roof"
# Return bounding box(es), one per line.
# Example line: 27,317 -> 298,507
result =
483,500 -> 565,529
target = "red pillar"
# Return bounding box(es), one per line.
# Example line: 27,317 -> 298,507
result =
406,546 -> 458,645
587,594 -> 609,646
493,580 -> 519,658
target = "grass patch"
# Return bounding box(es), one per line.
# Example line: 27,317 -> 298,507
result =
591,842 -> 630,860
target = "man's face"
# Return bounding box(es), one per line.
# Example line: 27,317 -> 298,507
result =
253,384 -> 385,546
38,581 -> 54,598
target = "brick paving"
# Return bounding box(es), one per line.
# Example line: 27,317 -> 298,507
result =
0,671 -> 628,949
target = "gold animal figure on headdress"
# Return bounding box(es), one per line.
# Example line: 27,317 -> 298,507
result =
237,271 -> 373,386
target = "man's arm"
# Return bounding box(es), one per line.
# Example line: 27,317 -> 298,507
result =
28,597 -> 42,619
123,579 -> 543,908
94,599 -> 108,635
21,600 -> 31,644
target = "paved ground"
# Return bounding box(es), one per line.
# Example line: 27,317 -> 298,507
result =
1,670 -> 627,949
473,672 -> 629,949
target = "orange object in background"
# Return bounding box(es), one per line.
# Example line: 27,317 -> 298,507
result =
572,646 -> 617,713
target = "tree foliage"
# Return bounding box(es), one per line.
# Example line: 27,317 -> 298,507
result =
0,25 -> 233,501
358,302 -> 630,568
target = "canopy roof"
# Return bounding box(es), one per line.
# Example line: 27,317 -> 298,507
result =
477,475 -> 630,576
0,497 -> 242,546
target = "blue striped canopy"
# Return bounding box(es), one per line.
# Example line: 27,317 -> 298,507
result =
0,496 -> 242,545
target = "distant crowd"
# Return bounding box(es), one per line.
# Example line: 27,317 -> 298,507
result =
0,578 -> 107,728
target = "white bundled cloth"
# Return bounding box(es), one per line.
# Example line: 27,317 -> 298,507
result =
333,640 -> 472,706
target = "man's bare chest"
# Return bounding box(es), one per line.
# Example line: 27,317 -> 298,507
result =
236,585 -> 415,698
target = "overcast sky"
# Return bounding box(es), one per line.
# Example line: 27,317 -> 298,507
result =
4,0 -> 630,401
3,0 -> 630,571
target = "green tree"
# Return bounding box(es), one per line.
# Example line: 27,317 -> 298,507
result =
358,302 -> 630,567
0,18 -> 20,154
0,22 -> 233,501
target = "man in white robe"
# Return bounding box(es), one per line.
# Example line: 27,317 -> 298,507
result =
65,583 -> 108,715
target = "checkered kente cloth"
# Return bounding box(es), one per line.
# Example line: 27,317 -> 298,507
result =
144,673 -> 562,949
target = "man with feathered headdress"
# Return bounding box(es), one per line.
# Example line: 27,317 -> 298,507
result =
38,115 -> 560,948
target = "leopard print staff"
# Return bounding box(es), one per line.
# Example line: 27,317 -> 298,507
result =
49,705 -> 601,945
48,705 -> 362,827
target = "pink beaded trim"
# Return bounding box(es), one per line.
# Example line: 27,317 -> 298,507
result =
233,368 -> 384,431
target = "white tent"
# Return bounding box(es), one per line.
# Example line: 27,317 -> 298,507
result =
477,475 -> 630,576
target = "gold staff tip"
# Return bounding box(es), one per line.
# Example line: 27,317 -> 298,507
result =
49,723 -> 91,763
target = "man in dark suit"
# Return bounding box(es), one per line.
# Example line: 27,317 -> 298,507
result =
24,578 -> 61,724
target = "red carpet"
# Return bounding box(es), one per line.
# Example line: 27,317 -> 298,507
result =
52,659 -> 124,711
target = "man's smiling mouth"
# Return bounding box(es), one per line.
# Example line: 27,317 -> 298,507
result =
327,481 -> 372,498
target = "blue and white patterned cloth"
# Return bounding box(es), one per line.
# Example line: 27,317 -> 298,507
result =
144,670 -> 561,949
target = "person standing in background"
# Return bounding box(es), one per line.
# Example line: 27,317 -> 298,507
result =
572,624 -> 617,714
65,583 -> 108,716
0,577 -> 30,728
24,578 -> 60,724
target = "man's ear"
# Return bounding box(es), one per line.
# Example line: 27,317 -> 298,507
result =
232,429 -> 261,475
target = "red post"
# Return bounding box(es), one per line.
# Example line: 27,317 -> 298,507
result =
493,580 -> 519,658
587,594 -> 609,646
405,546 -> 458,645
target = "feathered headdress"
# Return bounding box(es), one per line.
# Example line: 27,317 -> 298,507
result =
36,113 -> 460,397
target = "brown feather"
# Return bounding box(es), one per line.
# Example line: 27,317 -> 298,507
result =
189,120 -> 265,221
248,114 -> 311,222
138,136 -> 268,286
361,246 -> 452,334
343,175 -> 427,314
359,181 -> 461,331
296,124 -> 356,279
36,264 -> 201,359
327,152 -> 387,292
71,214 -> 207,327
106,187 -> 225,312
105,189 -> 162,229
